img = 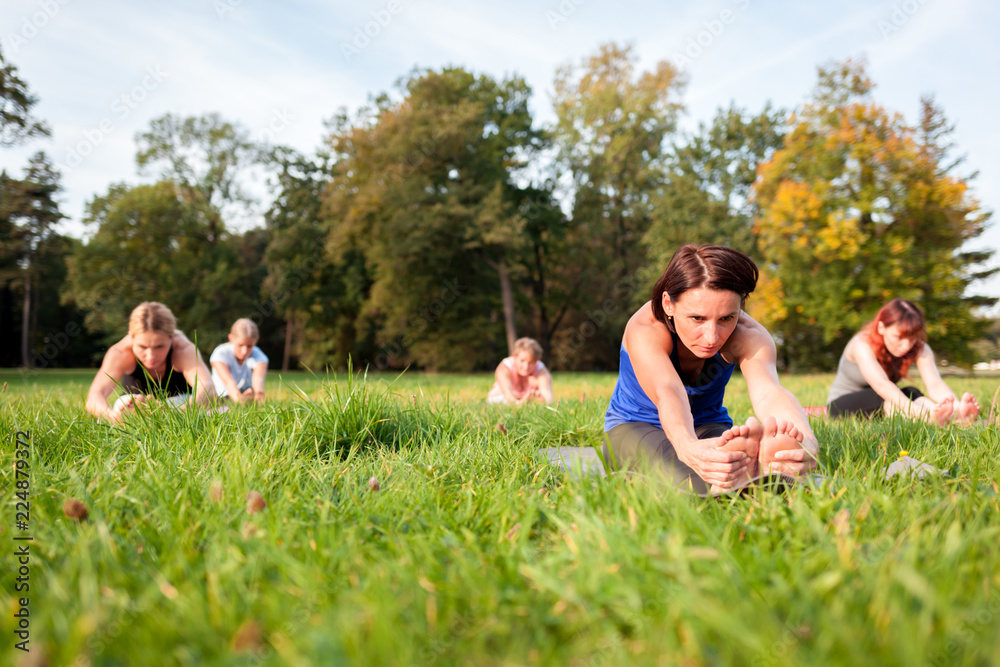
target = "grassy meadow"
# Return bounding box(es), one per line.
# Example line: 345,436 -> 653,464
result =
1,368 -> 1000,666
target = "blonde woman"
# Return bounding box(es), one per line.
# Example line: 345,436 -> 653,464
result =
85,302 -> 214,422
487,337 -> 554,404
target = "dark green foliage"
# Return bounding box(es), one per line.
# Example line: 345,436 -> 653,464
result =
0,41 -> 49,147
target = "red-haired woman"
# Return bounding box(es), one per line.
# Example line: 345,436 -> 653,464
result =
826,299 -> 979,424
603,244 -> 818,495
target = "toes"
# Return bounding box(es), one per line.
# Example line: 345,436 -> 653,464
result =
761,415 -> 778,439
745,416 -> 763,440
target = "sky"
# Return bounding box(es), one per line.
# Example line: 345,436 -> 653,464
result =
2,0 -> 999,303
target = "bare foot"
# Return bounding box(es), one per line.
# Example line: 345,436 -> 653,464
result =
934,397 -> 955,426
956,393 -> 980,425
710,417 -> 762,494
758,415 -> 804,475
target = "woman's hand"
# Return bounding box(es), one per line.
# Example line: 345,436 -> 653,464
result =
765,447 -> 817,477
109,394 -> 148,422
676,435 -> 751,491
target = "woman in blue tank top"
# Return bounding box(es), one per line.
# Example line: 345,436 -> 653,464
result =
603,244 -> 819,495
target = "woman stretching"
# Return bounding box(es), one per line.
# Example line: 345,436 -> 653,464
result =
603,244 -> 818,495
85,302 -> 215,423
826,298 -> 979,424
487,337 -> 554,405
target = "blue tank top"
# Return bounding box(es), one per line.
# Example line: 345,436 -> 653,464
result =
604,334 -> 734,432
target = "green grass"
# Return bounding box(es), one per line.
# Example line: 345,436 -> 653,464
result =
1,370 -> 999,666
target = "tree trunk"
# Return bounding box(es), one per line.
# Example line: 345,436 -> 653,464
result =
496,260 -> 517,355
532,242 -> 551,352
20,269 -> 31,368
282,314 -> 294,371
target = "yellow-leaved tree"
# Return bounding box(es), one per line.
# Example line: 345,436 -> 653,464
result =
754,58 -> 994,369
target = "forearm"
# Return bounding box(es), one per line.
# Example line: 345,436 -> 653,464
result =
86,397 -> 114,422
252,366 -> 267,396
884,388 -> 937,422
499,382 -> 520,404
657,387 -> 701,460
192,374 -> 215,406
923,381 -> 957,405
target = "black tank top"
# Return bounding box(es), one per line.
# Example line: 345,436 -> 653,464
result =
121,345 -> 190,396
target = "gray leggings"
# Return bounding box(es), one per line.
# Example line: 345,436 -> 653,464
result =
828,386 -> 924,418
602,421 -> 729,496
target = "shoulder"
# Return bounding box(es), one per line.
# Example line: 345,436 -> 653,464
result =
169,333 -> 199,366
252,346 -> 268,362
102,336 -> 135,371
622,302 -> 672,357
845,333 -> 875,363
210,342 -> 232,360
724,311 -> 773,363
916,341 -> 936,361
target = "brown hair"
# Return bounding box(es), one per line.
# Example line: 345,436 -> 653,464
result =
230,318 -> 259,341
651,245 -> 759,331
513,337 -> 543,360
128,302 -> 176,337
863,298 -> 926,382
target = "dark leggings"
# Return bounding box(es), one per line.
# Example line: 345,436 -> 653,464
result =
827,386 -> 924,418
602,422 -> 729,496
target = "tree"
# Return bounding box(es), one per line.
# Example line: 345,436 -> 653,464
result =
754,58 -> 994,368
135,112 -> 263,242
643,102 -> 787,284
0,152 -> 63,366
322,67 -> 552,370
0,41 -> 49,147
262,147 -> 373,370
63,180 -> 262,348
550,42 -> 686,368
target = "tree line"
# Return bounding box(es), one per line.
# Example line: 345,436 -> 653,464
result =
1,41 -> 994,372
